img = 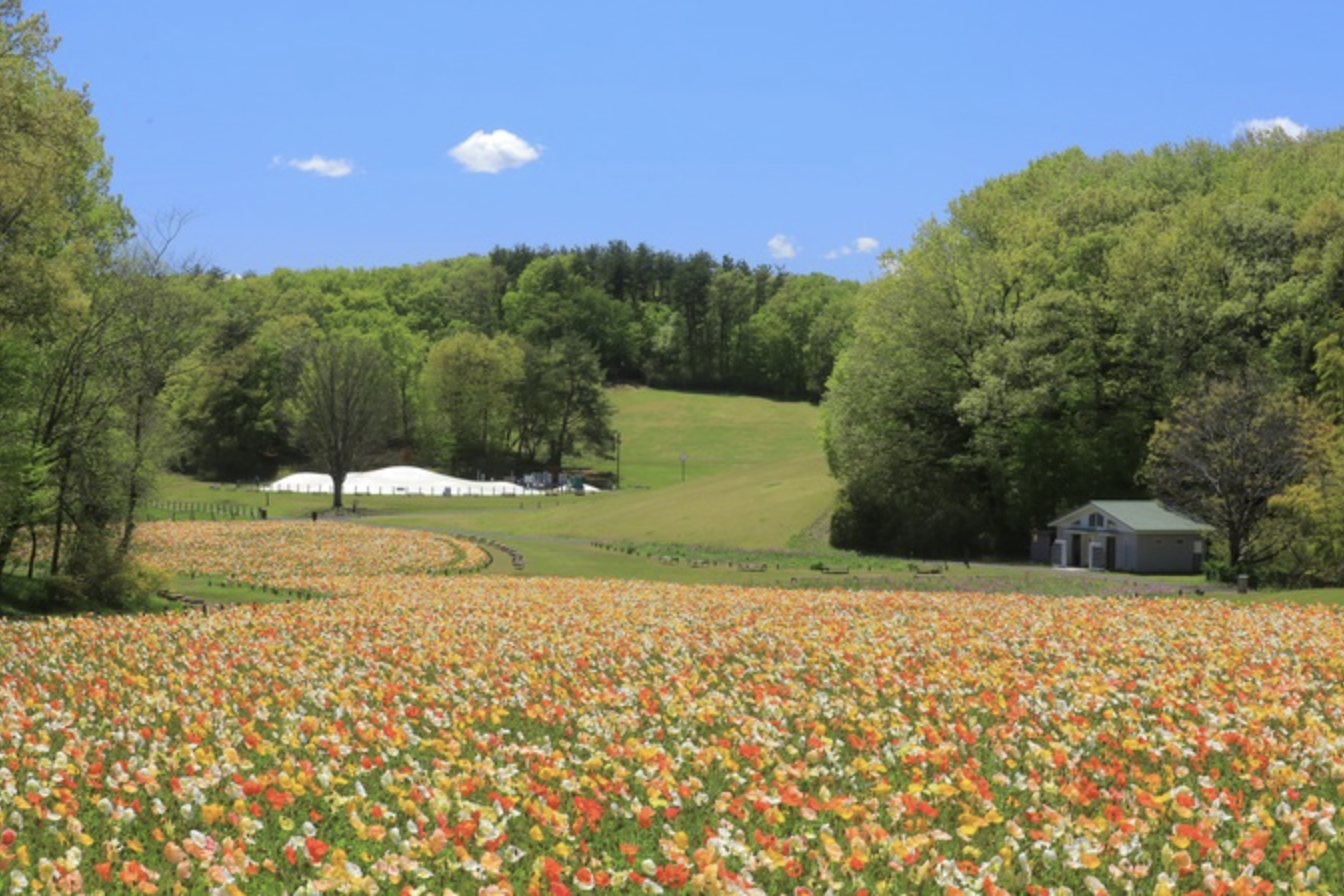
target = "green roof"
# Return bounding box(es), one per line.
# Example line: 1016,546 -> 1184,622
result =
1051,500 -> 1212,533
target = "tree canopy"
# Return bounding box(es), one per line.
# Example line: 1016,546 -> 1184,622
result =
1143,373 -> 1318,570
824,131 -> 1344,575
292,332 -> 397,510
0,1 -> 143,603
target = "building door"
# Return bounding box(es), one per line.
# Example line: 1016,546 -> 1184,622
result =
1070,534 -> 1081,568
1106,536 -> 1116,571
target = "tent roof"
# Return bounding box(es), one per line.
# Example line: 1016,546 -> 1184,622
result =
263,466 -> 539,496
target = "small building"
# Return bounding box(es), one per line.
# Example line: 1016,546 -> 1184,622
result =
1046,500 -> 1212,574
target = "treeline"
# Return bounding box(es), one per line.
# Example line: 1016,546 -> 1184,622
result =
823,130 -> 1344,582
168,246 -> 860,482
1,4 -> 162,602
221,243 -> 858,395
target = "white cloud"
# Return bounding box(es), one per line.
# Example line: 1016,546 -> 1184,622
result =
767,234 -> 798,259
1236,117 -> 1307,140
449,129 -> 541,173
279,155 -> 355,178
826,236 -> 880,260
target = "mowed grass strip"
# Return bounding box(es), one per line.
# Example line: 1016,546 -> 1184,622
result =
583,386 -> 827,489
389,388 -> 836,548
372,451 -> 833,549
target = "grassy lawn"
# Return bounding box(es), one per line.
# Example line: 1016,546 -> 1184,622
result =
1221,587 -> 1344,606
143,476 -> 415,520
365,452 -> 833,549
165,573 -> 324,605
573,387 -> 827,488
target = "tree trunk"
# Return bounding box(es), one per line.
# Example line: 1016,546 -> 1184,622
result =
117,394 -> 147,559
49,462 -> 71,576
332,470 -> 345,510
0,522 -> 18,575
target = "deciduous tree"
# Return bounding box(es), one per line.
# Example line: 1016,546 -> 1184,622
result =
511,337 -> 614,468
0,0 -> 130,578
419,332 -> 524,470
292,332 -> 396,510
1142,373 -> 1319,570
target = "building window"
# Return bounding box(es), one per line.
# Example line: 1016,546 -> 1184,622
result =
1087,512 -> 1103,528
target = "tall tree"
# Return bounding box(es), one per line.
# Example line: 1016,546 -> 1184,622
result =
292,332 -> 396,510
169,310 -> 316,481
0,1 -> 126,329
101,214 -> 208,557
705,267 -> 757,386
419,332 -> 524,470
1142,373 -> 1318,570
500,254 -> 634,375
750,274 -> 859,399
823,225 -> 1012,556
0,0 -> 130,573
510,337 -> 614,468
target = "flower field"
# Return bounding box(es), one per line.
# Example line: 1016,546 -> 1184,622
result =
2,523 -> 1344,893
132,522 -> 493,585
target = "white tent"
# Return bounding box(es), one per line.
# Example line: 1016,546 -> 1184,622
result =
263,466 -> 543,497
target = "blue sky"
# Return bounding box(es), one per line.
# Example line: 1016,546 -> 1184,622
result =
40,1 -> 1344,281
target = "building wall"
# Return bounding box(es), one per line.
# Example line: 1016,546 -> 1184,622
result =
1114,534 -> 1139,572
1133,534 -> 1200,574
1056,530 -> 1203,573
1055,530 -> 1133,571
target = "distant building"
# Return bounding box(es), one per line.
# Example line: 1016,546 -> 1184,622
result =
1045,500 -> 1212,574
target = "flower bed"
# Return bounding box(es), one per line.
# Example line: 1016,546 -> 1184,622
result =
1,533 -> 1342,892
133,521 -> 491,585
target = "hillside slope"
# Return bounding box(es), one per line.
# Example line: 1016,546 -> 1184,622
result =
386,388 -> 836,549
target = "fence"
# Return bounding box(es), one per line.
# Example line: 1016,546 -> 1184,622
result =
262,483 -> 538,497
143,501 -> 264,521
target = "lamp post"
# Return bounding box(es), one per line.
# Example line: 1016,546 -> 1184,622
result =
680,452 -> 687,483
614,431 -> 622,489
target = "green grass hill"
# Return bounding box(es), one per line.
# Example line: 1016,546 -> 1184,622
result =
153,388 -> 837,551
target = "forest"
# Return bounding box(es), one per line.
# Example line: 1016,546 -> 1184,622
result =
5,0 -> 1344,599
824,131 -> 1344,583
158,244 -> 860,485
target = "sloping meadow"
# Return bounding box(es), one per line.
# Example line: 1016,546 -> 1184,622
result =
1,522 -> 1342,893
